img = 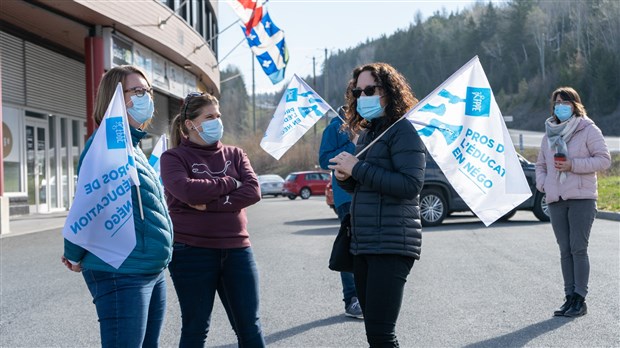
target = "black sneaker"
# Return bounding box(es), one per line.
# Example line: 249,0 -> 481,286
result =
345,297 -> 363,319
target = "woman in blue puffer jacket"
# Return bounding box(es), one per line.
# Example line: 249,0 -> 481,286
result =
61,65 -> 173,347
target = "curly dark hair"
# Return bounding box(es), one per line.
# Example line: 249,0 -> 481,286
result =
344,62 -> 418,133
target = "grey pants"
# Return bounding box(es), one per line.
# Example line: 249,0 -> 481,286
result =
548,199 -> 597,297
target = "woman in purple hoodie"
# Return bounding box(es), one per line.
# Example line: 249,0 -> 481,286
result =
160,92 -> 265,347
535,86 -> 611,318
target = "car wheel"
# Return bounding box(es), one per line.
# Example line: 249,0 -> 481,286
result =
533,192 -> 550,221
288,195 -> 296,200
300,187 -> 311,199
420,188 -> 447,227
499,209 -> 517,221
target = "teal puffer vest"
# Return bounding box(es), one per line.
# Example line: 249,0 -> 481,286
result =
64,127 -> 173,273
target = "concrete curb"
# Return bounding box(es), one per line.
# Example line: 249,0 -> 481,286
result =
597,210 -> 620,221
1,210 -> 618,239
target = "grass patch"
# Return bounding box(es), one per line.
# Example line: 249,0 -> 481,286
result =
518,148 -> 620,212
598,176 -> 620,212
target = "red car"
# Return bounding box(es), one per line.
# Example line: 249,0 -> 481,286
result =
325,180 -> 336,214
282,170 -> 331,200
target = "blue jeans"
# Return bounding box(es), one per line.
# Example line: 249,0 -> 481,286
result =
82,270 -> 167,348
169,244 -> 265,348
336,202 -> 357,307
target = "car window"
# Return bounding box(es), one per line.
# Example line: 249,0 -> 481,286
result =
320,173 -> 330,180
285,174 -> 297,182
306,173 -> 318,181
425,154 -> 440,169
260,175 -> 283,182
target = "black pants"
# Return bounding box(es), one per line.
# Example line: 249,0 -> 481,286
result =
353,254 -> 415,348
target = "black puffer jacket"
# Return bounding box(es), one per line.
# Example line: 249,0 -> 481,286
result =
338,118 -> 425,259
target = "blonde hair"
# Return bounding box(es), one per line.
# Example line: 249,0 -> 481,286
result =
93,65 -> 153,127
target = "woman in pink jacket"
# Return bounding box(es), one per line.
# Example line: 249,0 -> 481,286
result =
535,86 -> 611,318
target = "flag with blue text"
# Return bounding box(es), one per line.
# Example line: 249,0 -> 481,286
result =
148,134 -> 167,179
261,74 -> 332,160
62,83 -> 137,268
243,10 -> 289,84
405,56 -> 531,226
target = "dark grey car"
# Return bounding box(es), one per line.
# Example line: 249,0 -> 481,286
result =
420,153 -> 550,226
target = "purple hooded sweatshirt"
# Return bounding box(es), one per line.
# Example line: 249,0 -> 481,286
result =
160,137 -> 261,249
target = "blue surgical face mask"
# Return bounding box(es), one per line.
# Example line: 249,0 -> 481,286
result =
193,118 -> 223,145
554,104 -> 573,122
356,95 -> 385,121
127,94 -> 154,124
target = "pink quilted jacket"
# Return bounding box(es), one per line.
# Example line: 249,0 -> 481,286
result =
535,116 -> 611,204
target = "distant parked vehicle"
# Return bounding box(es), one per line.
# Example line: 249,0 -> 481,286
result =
325,180 -> 336,214
257,174 -> 285,197
420,152 -> 549,226
282,170 -> 330,200
324,153 -> 549,226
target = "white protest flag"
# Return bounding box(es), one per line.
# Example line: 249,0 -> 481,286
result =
405,56 -> 531,226
148,134 -> 168,178
260,74 -> 332,159
62,83 -> 137,269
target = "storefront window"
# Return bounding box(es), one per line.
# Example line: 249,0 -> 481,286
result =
61,118 -> 69,208
49,115 -> 58,209
3,163 -> 20,192
71,120 -> 83,203
2,107 -> 21,192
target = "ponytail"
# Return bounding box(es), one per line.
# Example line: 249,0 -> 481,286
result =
169,114 -> 187,148
170,92 -> 219,148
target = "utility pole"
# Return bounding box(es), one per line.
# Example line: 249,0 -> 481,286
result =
252,54 -> 256,134
312,56 -> 316,138
324,48 -> 329,126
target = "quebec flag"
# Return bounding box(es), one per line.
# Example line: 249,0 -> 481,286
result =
404,56 -> 531,226
244,11 -> 289,84
62,83 -> 138,269
148,134 -> 167,179
261,74 -> 331,160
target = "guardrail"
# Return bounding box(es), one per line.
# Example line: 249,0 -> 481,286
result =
508,129 -> 620,153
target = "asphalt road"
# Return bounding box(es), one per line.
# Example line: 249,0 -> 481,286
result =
1,196 -> 618,347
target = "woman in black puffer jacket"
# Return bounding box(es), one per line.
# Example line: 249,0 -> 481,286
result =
329,62 -> 425,348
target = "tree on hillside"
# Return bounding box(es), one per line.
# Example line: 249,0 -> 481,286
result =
254,0 -> 620,137
219,66 -> 250,138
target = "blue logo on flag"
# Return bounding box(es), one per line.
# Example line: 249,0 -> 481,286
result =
465,87 -> 491,117
298,105 -> 322,118
286,88 -> 298,102
106,117 -> 126,149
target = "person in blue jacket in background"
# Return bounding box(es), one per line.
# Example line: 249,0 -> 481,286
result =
319,105 -> 363,319
61,65 -> 174,348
